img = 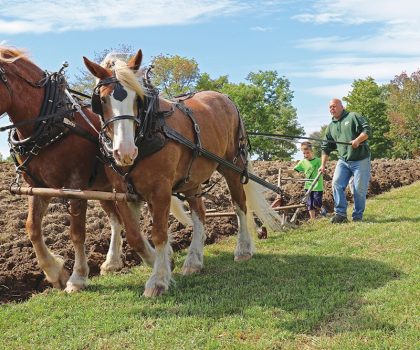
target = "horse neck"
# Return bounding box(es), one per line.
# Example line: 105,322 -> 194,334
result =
5,58 -> 45,139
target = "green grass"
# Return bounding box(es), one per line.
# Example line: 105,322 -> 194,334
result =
1,182 -> 419,350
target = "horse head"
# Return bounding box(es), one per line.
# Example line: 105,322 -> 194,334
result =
83,50 -> 144,166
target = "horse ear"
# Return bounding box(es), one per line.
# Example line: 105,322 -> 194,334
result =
83,56 -> 109,79
127,50 -> 143,72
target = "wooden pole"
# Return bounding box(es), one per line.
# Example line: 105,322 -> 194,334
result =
9,186 -> 139,202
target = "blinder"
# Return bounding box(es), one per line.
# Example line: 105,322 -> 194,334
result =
91,92 -> 102,116
92,75 -> 143,142
91,75 -> 120,117
91,76 -> 143,119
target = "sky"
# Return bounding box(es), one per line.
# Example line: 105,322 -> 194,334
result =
1,0 -> 419,158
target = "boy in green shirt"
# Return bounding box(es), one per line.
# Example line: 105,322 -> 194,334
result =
294,142 -> 326,220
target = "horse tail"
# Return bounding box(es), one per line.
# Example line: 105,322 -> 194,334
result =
243,161 -> 284,232
170,196 -> 193,227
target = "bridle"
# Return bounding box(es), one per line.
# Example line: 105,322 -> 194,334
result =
91,70 -> 175,194
92,75 -> 142,130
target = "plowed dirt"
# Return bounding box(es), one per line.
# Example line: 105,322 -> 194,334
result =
1,159 -> 419,303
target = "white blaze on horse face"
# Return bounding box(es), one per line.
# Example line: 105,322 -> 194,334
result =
110,89 -> 138,166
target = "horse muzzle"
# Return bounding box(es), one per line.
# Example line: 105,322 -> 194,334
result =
113,146 -> 138,166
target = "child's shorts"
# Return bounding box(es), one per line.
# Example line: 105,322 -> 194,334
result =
306,191 -> 323,210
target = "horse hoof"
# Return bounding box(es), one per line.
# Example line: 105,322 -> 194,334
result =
51,269 -> 70,289
64,283 -> 85,293
182,266 -> 202,275
143,286 -> 166,297
100,261 -> 123,275
234,254 -> 252,262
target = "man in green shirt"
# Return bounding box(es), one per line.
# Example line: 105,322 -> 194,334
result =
320,98 -> 371,223
294,142 -> 326,220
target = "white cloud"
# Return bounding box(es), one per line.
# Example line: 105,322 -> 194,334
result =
0,0 -> 287,34
304,83 -> 352,98
294,0 -> 420,25
250,26 -> 271,32
294,0 -> 420,55
297,29 -> 420,56
292,56 -> 420,81
292,12 -> 342,24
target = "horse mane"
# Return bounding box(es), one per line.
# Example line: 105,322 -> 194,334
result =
100,53 -> 145,100
0,45 -> 29,63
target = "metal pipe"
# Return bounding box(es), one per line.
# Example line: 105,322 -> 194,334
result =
205,203 -> 306,218
248,132 -> 352,146
9,186 -> 139,202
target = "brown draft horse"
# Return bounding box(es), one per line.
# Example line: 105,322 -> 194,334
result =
84,50 -> 283,297
0,46 -> 189,293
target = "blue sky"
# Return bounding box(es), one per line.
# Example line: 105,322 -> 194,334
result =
1,0 -> 419,158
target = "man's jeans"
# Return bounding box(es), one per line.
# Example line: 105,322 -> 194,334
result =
332,157 -> 371,220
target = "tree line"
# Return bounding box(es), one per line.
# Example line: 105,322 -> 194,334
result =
69,45 -> 419,161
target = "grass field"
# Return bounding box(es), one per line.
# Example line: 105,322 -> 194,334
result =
1,182 -> 419,350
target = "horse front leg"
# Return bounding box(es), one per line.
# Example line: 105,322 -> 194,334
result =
116,201 -> 155,267
182,196 -> 206,275
99,200 -> 124,275
65,199 -> 89,292
26,195 -> 69,289
143,193 -> 173,297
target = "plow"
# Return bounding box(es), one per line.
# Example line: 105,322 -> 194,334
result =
9,162 -> 315,227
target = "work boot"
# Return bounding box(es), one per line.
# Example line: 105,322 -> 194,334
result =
331,214 -> 348,224
352,217 -> 362,222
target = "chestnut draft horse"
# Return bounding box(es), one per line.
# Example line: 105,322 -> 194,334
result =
0,46 -> 189,293
84,50 -> 283,297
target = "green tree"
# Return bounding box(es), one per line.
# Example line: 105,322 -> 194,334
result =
71,44 -> 135,94
222,71 -> 303,160
385,70 -> 420,159
343,77 -> 390,159
195,73 -> 229,91
308,129 -> 323,158
314,124 -> 338,160
150,54 -> 199,98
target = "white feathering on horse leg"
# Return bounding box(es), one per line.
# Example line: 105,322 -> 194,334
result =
33,240 -> 69,289
234,204 -> 255,261
65,242 -> 89,293
182,211 -> 206,275
143,240 -> 173,297
100,215 -> 124,275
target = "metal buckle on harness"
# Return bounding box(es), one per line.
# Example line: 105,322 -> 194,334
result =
9,173 -> 21,195
0,67 -> 7,82
63,117 -> 76,128
30,144 -> 42,156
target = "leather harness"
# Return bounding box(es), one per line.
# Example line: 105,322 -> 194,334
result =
92,72 -> 253,198
0,65 -> 100,187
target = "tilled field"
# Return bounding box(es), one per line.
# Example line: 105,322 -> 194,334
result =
1,159 -> 419,303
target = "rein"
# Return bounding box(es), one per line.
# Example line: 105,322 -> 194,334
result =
247,131 -> 353,146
